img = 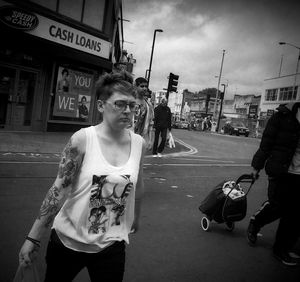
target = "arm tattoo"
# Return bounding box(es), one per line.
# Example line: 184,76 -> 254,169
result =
38,185 -> 60,228
58,139 -> 82,188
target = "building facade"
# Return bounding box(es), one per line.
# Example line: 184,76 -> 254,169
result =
153,89 -> 167,107
182,89 -> 218,120
260,73 -> 300,118
0,0 -> 125,132
167,90 -> 183,121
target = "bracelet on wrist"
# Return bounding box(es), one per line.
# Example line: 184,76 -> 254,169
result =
26,236 -> 41,247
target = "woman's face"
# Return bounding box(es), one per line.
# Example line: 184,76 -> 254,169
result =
99,92 -> 136,130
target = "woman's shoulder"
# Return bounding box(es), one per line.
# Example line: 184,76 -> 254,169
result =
130,130 -> 145,145
70,128 -> 88,153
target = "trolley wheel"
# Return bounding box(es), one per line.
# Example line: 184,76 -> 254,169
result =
201,216 -> 210,231
225,221 -> 235,231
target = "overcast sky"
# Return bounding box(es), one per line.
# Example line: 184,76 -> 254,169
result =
122,0 -> 300,98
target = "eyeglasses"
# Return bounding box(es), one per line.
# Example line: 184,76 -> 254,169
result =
139,84 -> 148,89
105,100 -> 137,112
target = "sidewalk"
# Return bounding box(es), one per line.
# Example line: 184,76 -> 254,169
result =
0,131 -> 187,156
0,131 -> 71,154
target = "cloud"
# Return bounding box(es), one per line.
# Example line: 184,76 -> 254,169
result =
123,0 -> 300,97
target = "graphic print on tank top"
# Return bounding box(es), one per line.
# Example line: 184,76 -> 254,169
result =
88,174 -> 133,234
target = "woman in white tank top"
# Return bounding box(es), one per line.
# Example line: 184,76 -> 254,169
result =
18,71 -> 146,282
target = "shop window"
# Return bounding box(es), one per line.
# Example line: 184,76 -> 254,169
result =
265,89 -> 278,101
59,0 -> 83,21
49,65 -> 97,124
83,0 -> 105,30
279,86 -> 297,101
30,0 -> 57,10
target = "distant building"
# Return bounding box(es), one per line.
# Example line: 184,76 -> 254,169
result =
181,89 -> 218,119
153,90 -> 167,108
168,90 -> 183,121
222,94 -> 261,119
260,73 -> 300,118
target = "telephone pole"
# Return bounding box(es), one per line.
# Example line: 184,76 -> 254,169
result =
213,50 -> 226,119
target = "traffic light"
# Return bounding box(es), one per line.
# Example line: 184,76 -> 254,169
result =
167,73 -> 179,93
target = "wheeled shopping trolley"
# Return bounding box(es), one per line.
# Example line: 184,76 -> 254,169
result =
199,174 -> 256,232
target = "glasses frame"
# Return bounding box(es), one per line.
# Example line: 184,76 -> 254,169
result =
104,100 -> 138,112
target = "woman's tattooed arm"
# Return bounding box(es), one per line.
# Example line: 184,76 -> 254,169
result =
37,185 -> 60,228
36,137 -> 84,229
25,132 -> 85,242
58,139 -> 83,188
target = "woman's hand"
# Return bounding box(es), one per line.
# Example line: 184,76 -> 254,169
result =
130,220 -> 139,234
19,240 -> 40,267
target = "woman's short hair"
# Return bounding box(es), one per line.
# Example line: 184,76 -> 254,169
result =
96,70 -> 136,100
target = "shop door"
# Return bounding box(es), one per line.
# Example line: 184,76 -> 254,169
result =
0,66 -> 37,130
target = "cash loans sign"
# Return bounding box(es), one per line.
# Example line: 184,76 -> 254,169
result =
0,4 -> 110,59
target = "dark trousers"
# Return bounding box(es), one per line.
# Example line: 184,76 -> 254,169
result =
45,229 -> 126,282
152,127 -> 168,154
252,173 -> 300,252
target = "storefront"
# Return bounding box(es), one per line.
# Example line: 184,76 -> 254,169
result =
0,0 -> 121,131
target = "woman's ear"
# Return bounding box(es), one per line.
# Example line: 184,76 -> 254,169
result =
97,100 -> 104,113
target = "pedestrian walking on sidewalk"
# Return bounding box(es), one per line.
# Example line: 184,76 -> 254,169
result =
134,77 -> 154,150
18,70 -> 145,281
247,102 -> 300,266
152,97 -> 172,157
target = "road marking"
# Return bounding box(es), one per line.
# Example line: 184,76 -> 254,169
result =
173,136 -> 198,155
145,137 -> 198,159
168,158 -> 235,163
0,161 -> 250,167
0,161 -> 58,164
144,163 -> 250,167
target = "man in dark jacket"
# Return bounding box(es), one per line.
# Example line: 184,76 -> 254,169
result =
247,102 -> 300,266
152,97 -> 172,157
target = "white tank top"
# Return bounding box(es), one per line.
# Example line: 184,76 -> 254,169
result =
53,126 -> 143,253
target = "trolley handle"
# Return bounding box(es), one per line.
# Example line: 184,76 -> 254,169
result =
235,173 -> 256,195
236,174 -> 256,185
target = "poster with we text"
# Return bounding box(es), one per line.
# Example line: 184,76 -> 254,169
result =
53,67 -> 93,121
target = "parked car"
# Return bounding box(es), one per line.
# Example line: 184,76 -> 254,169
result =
179,121 -> 189,129
172,120 -> 189,129
223,121 -> 250,137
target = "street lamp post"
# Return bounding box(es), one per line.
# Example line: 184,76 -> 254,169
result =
216,83 -> 226,132
214,76 -> 229,88
213,50 -> 226,120
279,42 -> 300,98
147,29 -> 163,88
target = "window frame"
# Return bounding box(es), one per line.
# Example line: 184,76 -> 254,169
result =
278,86 -> 297,101
265,88 -> 278,101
